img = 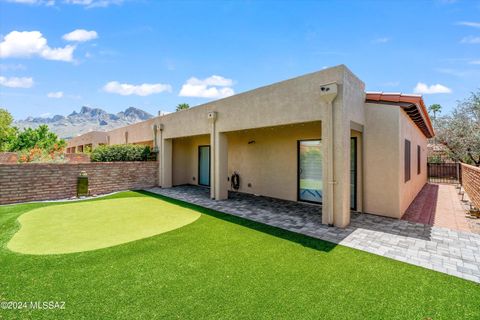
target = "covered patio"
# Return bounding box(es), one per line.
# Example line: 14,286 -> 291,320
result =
147,185 -> 480,283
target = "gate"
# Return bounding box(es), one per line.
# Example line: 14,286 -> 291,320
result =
427,162 -> 461,184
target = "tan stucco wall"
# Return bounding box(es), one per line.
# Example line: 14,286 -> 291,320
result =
399,109 -> 428,214
226,122 -> 321,201
363,103 -> 401,218
67,131 -> 108,151
172,135 -> 210,186
107,118 -> 157,146
363,103 -> 428,218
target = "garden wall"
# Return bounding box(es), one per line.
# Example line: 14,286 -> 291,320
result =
0,152 -> 18,164
0,161 -> 158,205
461,163 -> 480,209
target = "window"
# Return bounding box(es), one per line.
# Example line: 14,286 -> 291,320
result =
405,139 -> 411,182
417,145 -> 421,175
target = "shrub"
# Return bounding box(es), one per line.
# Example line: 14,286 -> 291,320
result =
18,145 -> 67,163
90,144 -> 152,162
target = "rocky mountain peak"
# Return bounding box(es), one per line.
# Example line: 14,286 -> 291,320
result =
14,106 -> 155,139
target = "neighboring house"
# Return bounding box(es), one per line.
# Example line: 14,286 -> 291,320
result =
66,131 -> 108,154
67,65 -> 434,227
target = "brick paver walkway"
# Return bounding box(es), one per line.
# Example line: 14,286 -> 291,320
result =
403,183 -> 477,233
147,185 -> 480,283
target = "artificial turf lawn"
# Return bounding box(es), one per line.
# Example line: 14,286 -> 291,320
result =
0,191 -> 478,319
7,197 -> 200,254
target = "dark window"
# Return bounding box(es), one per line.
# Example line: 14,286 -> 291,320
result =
405,139 -> 411,182
417,145 -> 421,175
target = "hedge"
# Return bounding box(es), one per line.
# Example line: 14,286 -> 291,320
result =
90,144 -> 152,162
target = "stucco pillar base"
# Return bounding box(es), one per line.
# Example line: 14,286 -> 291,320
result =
214,132 -> 228,200
160,138 -> 172,188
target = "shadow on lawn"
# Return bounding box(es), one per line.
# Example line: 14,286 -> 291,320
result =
135,190 -> 337,253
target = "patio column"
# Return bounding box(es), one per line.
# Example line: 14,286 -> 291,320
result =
214,132 -> 228,200
160,138 -> 172,188
319,81 -> 351,228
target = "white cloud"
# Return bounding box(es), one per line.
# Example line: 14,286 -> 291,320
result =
7,0 -> 121,7
47,91 -> 64,98
457,21 -> 480,28
6,0 -> 54,5
179,75 -> 235,99
413,82 -> 452,94
470,60 -> 480,65
460,36 -> 480,44
372,37 -> 390,44
63,29 -> 98,42
0,31 -> 75,62
0,76 -> 34,88
64,0 -> 122,8
103,81 -> 172,96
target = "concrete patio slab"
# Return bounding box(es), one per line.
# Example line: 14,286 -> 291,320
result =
146,185 -> 480,283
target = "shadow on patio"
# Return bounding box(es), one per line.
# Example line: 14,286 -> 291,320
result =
145,185 -> 434,244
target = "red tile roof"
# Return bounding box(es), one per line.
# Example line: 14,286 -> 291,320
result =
366,92 -> 434,138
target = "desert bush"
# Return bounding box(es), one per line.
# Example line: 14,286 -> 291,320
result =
18,145 -> 67,163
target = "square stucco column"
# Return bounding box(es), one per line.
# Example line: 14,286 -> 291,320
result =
214,132 -> 228,200
320,82 -> 351,228
332,124 -> 351,227
160,138 -> 172,188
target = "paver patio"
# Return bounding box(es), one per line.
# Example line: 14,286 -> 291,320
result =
147,185 -> 480,283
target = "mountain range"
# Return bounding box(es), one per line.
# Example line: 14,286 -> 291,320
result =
14,106 -> 154,139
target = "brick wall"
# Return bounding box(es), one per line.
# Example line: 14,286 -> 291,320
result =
461,163 -> 480,209
0,152 -> 18,164
0,161 -> 158,205
65,153 -> 91,163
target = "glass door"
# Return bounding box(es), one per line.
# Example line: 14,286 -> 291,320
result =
198,146 -> 210,186
298,140 -> 322,203
350,138 -> 357,210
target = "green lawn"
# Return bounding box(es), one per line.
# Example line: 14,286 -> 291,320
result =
0,191 -> 478,319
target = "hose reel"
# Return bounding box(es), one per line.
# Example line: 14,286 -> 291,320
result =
231,172 -> 240,191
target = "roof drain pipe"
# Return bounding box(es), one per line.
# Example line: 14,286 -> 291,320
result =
319,82 -> 338,227
208,111 -> 217,200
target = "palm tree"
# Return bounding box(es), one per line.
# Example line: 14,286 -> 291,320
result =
428,104 -> 442,147
176,103 -> 190,111
429,104 -> 442,121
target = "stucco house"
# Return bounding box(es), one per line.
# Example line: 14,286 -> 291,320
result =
67,65 -> 434,228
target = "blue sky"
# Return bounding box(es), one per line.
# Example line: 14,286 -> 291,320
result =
0,0 -> 479,120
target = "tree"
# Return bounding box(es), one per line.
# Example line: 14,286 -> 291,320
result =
0,108 -> 17,152
428,104 -> 442,121
176,103 -> 190,111
8,125 -> 66,152
435,91 -> 480,166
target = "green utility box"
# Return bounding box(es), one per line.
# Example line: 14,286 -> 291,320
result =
77,171 -> 89,197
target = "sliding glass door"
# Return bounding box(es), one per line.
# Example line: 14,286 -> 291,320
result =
198,146 -> 210,186
298,140 -> 322,203
297,138 -> 357,208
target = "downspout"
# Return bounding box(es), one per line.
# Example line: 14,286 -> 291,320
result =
208,111 -> 217,199
319,83 -> 338,226
159,124 -> 164,187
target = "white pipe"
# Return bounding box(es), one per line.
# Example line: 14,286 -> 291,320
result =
327,99 -> 335,226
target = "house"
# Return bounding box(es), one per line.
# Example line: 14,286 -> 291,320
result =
67,65 -> 434,227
